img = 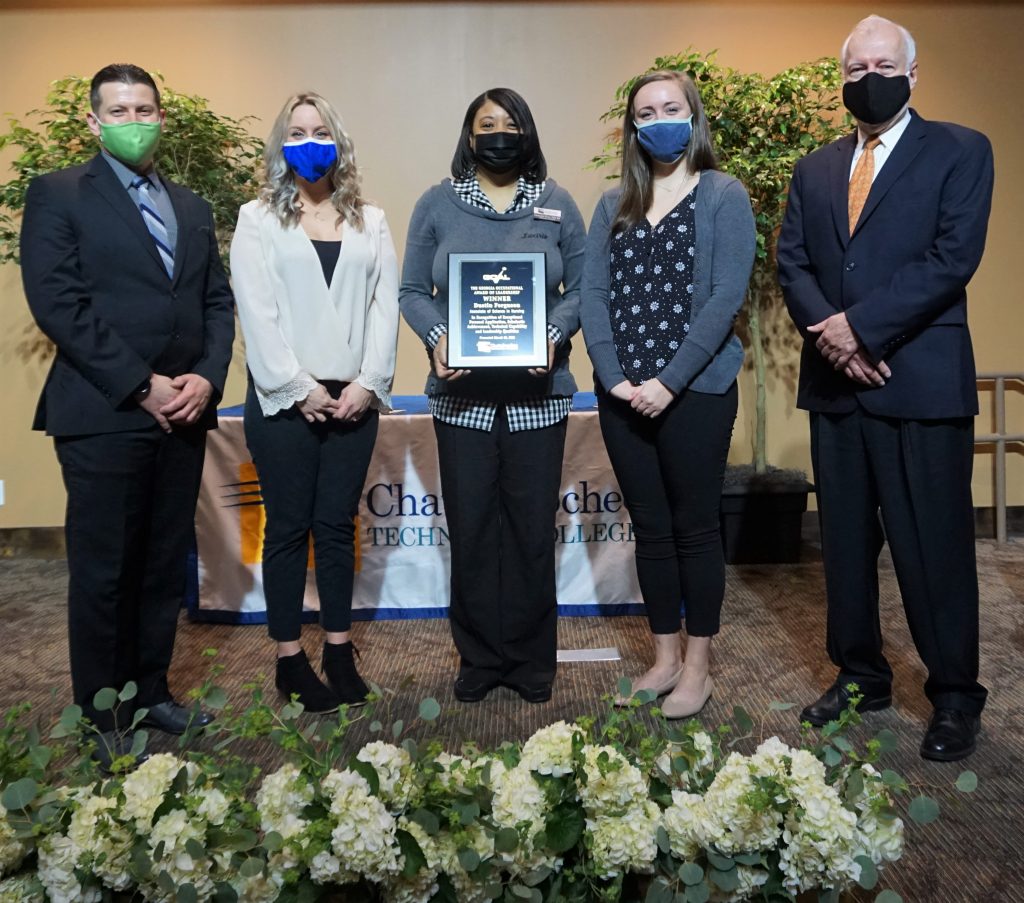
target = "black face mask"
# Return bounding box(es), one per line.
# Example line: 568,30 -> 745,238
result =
842,72 -> 911,125
473,132 -> 522,174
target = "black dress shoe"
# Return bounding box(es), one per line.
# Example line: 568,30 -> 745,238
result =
800,682 -> 892,727
140,701 -> 215,735
503,681 -> 553,704
920,708 -> 980,762
453,676 -> 498,703
89,730 -> 149,773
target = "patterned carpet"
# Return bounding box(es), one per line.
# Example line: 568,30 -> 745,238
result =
1,540 -> 1022,901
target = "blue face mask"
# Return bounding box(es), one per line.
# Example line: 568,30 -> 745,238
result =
282,138 -> 338,183
634,116 -> 693,164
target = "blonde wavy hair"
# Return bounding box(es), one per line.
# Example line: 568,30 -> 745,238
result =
260,92 -> 365,230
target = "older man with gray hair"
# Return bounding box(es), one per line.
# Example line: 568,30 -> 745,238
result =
777,15 -> 993,761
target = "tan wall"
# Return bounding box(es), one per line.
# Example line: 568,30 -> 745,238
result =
1,1 -> 1021,528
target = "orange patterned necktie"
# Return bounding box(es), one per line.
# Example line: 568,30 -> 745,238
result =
848,136 -> 881,234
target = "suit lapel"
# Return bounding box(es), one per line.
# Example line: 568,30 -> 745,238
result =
84,155 -> 167,274
852,111 -> 927,237
165,180 -> 191,287
828,133 -> 857,249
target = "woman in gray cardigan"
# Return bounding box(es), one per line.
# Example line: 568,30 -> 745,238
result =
400,88 -> 586,704
581,70 -> 755,718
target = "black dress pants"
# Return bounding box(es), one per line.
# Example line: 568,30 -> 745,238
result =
433,408 -> 567,687
810,407 -> 986,715
597,383 -> 737,636
244,383 -> 379,642
55,424 -> 207,732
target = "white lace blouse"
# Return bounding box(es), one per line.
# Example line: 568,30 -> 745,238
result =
230,200 -> 399,416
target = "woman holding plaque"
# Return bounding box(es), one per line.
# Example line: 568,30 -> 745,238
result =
400,88 -> 586,704
231,92 -> 399,713
581,71 -> 755,718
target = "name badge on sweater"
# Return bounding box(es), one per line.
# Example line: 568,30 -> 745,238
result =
533,206 -> 562,223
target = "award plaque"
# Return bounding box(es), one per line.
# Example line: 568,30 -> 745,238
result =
447,252 -> 547,368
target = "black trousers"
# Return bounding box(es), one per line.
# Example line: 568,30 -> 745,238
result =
810,407 -> 986,715
598,383 -> 737,636
244,383 -> 379,642
55,425 -> 207,732
433,409 -> 567,687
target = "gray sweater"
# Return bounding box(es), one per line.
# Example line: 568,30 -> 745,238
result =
399,179 -> 586,399
581,169 -> 755,395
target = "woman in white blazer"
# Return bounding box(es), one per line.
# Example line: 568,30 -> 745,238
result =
230,92 -> 399,712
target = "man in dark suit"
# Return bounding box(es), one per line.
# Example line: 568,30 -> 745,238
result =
20,64 -> 235,760
777,16 -> 993,761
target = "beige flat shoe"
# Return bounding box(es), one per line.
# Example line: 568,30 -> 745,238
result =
661,675 -> 713,720
613,667 -> 684,707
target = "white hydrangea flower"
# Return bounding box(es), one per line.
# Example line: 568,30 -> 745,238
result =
37,833 -> 101,903
586,799 -> 660,878
195,786 -> 231,826
145,808 -> 215,902
578,745 -> 647,816
0,803 -> 26,876
120,753 -> 184,830
778,772 -> 859,894
434,824 -> 494,903
709,865 -> 769,902
849,765 -> 904,867
357,741 -> 413,809
519,721 -> 580,778
0,873 -> 45,902
67,792 -> 133,891
230,869 -> 284,903
662,789 -> 707,860
322,768 -> 401,883
491,764 -> 560,875
700,753 -> 784,854
309,849 -> 343,884
255,763 -> 315,841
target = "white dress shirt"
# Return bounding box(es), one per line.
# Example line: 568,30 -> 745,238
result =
850,109 -> 913,183
230,200 -> 399,415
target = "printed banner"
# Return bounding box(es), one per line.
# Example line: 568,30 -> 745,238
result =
192,395 -> 642,622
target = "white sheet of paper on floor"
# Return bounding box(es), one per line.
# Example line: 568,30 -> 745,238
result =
556,647 -> 621,662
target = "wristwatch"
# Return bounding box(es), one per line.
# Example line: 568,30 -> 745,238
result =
134,378 -> 152,402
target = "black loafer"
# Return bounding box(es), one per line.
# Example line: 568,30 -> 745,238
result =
140,700 -> 215,735
800,682 -> 892,727
503,681 -> 552,704
920,708 -> 980,762
454,676 -> 498,703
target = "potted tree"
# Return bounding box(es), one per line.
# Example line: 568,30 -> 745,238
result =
592,51 -> 848,562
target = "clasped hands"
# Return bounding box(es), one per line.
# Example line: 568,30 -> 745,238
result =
807,312 -> 891,387
298,382 -> 374,424
609,378 -> 675,418
139,373 -> 212,433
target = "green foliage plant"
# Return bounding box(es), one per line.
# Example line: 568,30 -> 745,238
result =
592,51 -> 848,473
0,74 -> 263,360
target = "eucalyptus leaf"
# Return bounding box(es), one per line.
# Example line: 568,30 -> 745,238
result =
655,825 -> 671,853
645,879 -> 674,903
178,883 -> 199,903
392,719 -> 405,739
874,892 -> 903,903
679,862 -> 704,885
855,855 -> 879,890
204,686 -> 228,710
768,701 -> 796,711
419,697 -> 441,721
117,681 -> 138,702
238,857 -> 264,879
616,676 -> 633,698
92,687 -> 118,712
908,795 -> 940,824
544,802 -> 584,854
494,827 -> 519,853
732,705 -> 754,734
457,847 -> 481,873
955,771 -> 978,793
874,729 -> 899,753
709,867 -> 740,892
686,882 -> 710,903
706,850 -> 735,871
1,778 -> 38,811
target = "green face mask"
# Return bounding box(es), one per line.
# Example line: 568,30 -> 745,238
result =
99,120 -> 162,166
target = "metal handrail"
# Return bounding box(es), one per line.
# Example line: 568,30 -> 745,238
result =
975,373 -> 1024,543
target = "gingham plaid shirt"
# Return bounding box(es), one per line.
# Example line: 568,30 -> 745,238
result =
428,174 -> 571,433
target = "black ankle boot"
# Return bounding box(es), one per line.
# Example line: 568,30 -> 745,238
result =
322,642 -> 370,707
276,650 -> 339,714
